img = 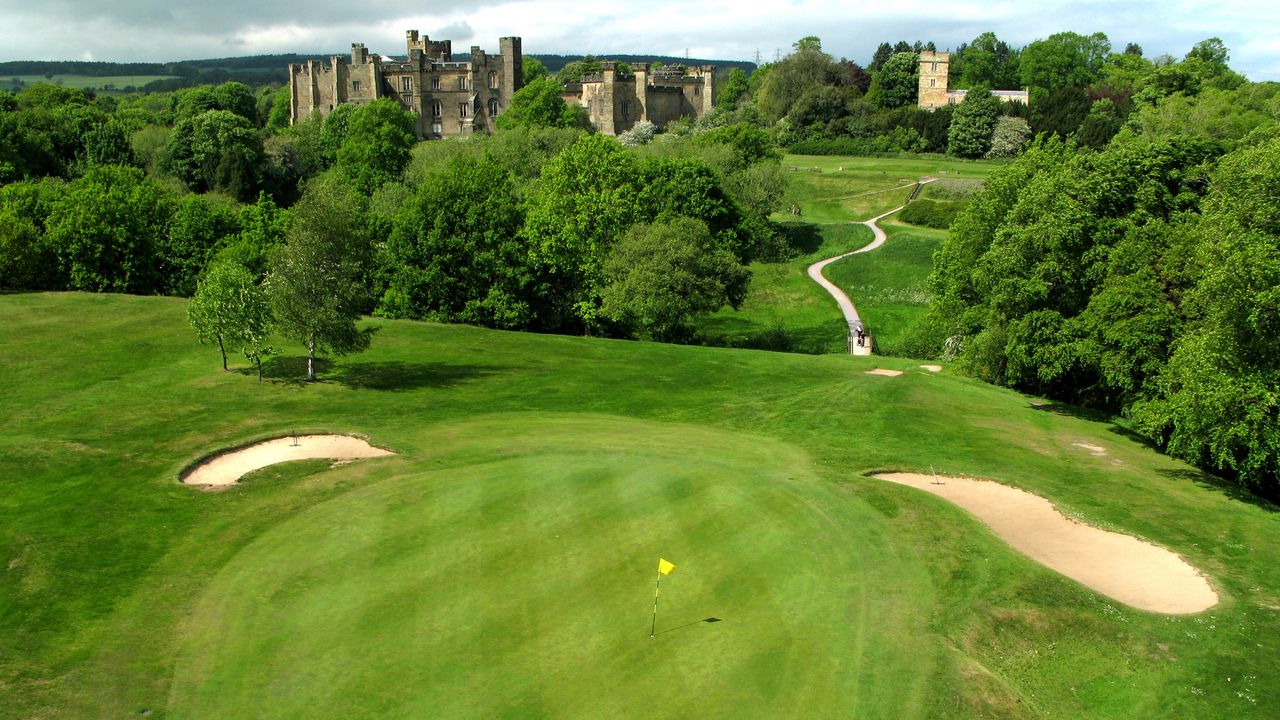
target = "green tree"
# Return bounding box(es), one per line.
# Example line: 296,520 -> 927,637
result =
1019,31 -> 1111,102
521,133 -> 640,329
757,42 -> 839,121
947,85 -> 1001,158
187,261 -> 272,373
867,52 -> 919,109
379,154 -> 529,327
1138,137 -> 1280,493
599,218 -> 750,341
266,85 -> 292,132
334,98 -> 417,194
162,194 -> 241,296
267,177 -> 376,381
522,57 -> 549,85
717,67 -> 751,110
497,77 -> 589,131
84,118 -> 137,167
165,109 -> 264,199
0,177 -> 65,290
46,165 -> 173,293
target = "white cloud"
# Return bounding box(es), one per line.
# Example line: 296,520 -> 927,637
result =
0,0 -> 1277,78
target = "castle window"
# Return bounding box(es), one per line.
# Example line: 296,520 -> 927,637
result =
930,79 -> 936,87
352,80 -> 361,93
488,71 -> 498,89
932,62 -> 938,73
432,101 -> 442,117
489,98 -> 499,116
694,86 -> 700,95
431,77 -> 440,91
457,76 -> 469,90
459,103 -> 469,118
432,122 -> 442,135
400,76 -> 412,92
622,100 -> 629,117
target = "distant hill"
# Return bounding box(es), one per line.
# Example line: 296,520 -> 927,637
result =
0,52 -> 755,93
530,54 -> 756,74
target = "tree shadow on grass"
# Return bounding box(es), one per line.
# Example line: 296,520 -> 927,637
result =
1029,400 -> 1160,450
1155,467 -> 1279,513
777,221 -> 823,257
243,357 -> 506,391
1030,400 -> 1279,512
330,360 -> 507,391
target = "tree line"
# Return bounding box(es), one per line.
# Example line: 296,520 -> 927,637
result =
0,76 -> 790,379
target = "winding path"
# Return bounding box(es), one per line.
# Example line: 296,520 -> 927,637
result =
803,193 -> 926,353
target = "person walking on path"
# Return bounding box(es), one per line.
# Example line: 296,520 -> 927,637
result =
855,322 -> 865,347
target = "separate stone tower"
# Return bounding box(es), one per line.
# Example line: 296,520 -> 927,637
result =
499,37 -> 522,104
918,51 -> 950,110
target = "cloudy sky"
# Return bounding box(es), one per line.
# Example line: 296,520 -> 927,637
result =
1,0 -> 1278,79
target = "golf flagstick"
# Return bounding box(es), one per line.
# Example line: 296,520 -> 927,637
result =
651,558 -> 675,637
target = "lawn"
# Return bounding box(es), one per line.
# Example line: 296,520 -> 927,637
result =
2,74 -> 176,91
3,292 -> 1279,719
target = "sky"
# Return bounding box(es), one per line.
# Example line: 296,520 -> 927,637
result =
1,0 -> 1278,80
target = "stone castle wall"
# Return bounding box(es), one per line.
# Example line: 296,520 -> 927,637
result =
289,32 -> 523,140
569,63 -> 715,135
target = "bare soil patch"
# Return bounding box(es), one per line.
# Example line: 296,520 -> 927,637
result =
919,365 -> 942,373
1073,442 -> 1107,456
182,435 -> 395,488
873,472 -> 1218,614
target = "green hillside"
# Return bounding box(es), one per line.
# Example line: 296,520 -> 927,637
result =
2,293 -> 1278,718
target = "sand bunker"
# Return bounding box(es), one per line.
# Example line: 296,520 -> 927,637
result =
873,473 -> 1218,614
865,369 -> 903,377
182,435 -> 395,487
919,365 -> 942,373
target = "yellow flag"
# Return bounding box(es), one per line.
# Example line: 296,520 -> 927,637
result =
658,558 -> 676,576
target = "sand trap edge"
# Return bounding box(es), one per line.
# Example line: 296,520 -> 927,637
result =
180,433 -> 396,489
870,471 -> 1219,615
865,369 -> 903,377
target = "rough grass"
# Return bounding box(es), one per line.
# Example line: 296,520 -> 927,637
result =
2,292 -> 1279,719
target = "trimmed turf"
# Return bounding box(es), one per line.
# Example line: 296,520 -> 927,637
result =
3,292 -> 1280,719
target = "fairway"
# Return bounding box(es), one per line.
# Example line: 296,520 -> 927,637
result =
4,293 -> 1280,719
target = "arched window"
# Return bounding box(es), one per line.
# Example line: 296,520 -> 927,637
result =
488,71 -> 499,89
432,100 -> 442,117
489,98 -> 499,116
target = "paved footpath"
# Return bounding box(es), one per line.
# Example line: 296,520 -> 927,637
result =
806,178 -> 936,356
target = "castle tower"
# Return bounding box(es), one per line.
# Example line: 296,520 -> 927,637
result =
499,37 -> 523,101
918,51 -> 950,110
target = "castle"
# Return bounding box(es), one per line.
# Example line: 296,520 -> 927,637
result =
562,63 -> 716,135
289,32 -> 523,139
290,33 -> 716,139
917,51 -> 1028,110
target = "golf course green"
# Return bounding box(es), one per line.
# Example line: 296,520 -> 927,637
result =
3,292 -> 1279,718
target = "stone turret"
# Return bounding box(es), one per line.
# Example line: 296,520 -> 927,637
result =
499,36 -> 523,100
918,51 -> 950,110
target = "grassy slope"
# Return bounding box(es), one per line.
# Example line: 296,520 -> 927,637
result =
2,293 -> 1279,719
700,155 -> 999,354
